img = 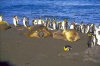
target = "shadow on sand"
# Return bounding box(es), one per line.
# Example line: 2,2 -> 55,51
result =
0,61 -> 13,66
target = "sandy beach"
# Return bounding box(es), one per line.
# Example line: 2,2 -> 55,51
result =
0,25 -> 100,66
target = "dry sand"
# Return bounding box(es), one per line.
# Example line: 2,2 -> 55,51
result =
0,25 -> 100,66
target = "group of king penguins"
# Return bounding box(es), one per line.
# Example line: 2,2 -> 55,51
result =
0,15 -> 100,49
13,16 -> 69,30
13,15 -> 100,48
69,21 -> 100,48
13,16 -> 29,27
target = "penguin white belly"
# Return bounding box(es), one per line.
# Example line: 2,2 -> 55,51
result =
0,17 -> 3,22
34,20 -> 38,25
38,20 -> 42,25
62,22 -> 65,30
96,35 -> 100,45
99,26 -> 100,29
53,23 -> 56,30
80,25 -> 85,33
85,26 -> 89,33
96,29 -> 100,45
97,40 -> 100,45
82,28 -> 85,33
70,25 -> 74,29
13,18 -> 17,26
23,19 -> 27,27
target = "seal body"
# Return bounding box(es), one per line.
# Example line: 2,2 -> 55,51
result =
0,21 -> 11,30
62,30 -> 80,42
25,26 -> 51,38
0,15 -> 11,30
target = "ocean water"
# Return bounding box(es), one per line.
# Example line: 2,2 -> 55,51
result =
0,0 -> 100,25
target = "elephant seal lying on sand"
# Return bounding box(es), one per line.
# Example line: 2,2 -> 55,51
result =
62,29 -> 80,42
0,21 -> 11,30
24,25 -> 51,38
53,29 -> 80,42
52,30 -> 66,40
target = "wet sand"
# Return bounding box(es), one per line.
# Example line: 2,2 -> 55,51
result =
0,25 -> 100,66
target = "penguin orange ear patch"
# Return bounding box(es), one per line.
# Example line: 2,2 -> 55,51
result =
88,34 -> 92,36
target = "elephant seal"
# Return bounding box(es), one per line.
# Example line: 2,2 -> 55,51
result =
62,29 -> 80,42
